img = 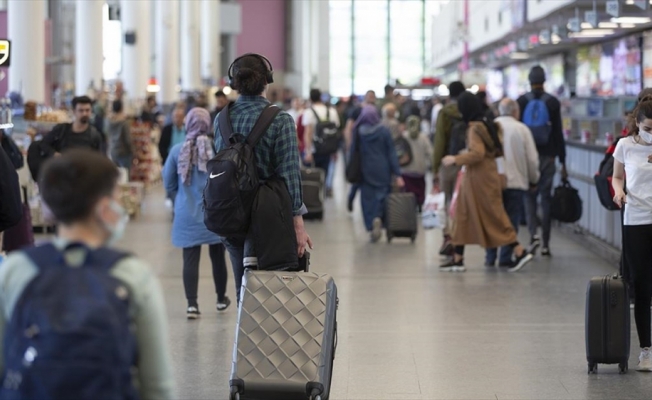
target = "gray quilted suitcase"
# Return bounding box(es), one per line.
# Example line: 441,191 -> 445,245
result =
230,270 -> 338,400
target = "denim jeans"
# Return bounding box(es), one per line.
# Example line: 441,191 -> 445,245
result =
525,156 -> 556,247
220,236 -> 256,303
486,189 -> 525,265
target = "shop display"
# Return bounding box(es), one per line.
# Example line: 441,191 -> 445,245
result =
23,102 -> 38,121
129,121 -> 162,189
36,110 -> 70,123
119,182 -> 145,219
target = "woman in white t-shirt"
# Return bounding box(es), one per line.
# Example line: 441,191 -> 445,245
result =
612,95 -> 652,372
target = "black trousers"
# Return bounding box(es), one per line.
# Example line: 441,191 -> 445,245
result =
623,223 -> 652,348
182,244 -> 228,306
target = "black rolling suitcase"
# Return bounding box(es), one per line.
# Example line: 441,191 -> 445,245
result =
301,167 -> 325,220
585,274 -> 630,374
230,270 -> 338,400
385,192 -> 418,243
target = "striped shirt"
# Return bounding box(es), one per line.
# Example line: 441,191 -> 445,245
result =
214,95 -> 304,215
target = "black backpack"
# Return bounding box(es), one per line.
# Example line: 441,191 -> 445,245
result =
551,179 -> 583,223
394,136 -> 413,167
203,103 -> 281,237
594,137 -> 621,211
311,106 -> 341,155
448,116 -> 468,156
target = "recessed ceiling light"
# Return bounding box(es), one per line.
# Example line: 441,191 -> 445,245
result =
621,23 -> 636,28
598,22 -> 619,29
611,17 -> 651,24
509,52 -> 530,60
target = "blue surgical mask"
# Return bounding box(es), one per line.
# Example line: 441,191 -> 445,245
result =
102,201 -> 129,246
640,130 -> 652,144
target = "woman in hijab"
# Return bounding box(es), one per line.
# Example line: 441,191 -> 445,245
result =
351,105 -> 404,242
401,115 -> 433,209
440,92 -> 536,272
163,107 -> 231,319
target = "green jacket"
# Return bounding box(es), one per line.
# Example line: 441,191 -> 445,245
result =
432,102 -> 462,175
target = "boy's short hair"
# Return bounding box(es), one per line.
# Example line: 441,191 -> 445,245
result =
39,150 -> 119,224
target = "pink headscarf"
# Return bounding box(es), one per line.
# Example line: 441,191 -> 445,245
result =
177,108 -> 214,185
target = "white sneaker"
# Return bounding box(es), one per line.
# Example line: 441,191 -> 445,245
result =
637,348 -> 652,372
370,218 -> 382,243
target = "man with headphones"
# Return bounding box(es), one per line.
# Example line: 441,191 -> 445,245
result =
214,53 -> 311,300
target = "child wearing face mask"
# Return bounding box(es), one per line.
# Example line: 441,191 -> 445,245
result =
612,95 -> 652,373
0,150 -> 175,399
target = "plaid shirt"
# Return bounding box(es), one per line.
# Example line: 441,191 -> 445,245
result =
214,95 -> 304,215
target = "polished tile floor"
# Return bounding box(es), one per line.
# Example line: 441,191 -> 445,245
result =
116,173 -> 652,400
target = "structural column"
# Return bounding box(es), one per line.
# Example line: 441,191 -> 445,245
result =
156,0 -> 180,104
75,0 -> 104,95
181,0 -> 201,90
200,0 -> 220,86
311,0 -> 330,93
8,0 -> 46,102
121,0 -> 151,101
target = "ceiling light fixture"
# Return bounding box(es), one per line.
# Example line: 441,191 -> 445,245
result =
598,22 -> 619,29
620,23 -> 636,28
611,17 -> 651,24
509,52 -> 530,60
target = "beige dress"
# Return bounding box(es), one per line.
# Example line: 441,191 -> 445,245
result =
451,122 -> 517,248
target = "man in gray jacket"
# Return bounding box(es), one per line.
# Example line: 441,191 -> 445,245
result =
485,98 -> 540,268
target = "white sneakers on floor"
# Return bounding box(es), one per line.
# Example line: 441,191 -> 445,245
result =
370,217 -> 382,243
638,348 -> 652,372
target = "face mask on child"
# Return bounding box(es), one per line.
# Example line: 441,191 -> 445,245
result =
100,201 -> 129,246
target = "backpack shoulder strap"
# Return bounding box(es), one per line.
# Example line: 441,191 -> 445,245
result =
247,105 -> 282,147
23,243 -> 63,269
88,247 -> 131,270
525,92 -> 535,102
217,103 -> 235,144
310,107 -> 321,123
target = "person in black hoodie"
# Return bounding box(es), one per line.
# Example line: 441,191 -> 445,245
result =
0,145 -> 22,236
517,66 -> 567,257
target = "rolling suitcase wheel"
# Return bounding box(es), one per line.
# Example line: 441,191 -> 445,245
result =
387,234 -> 393,243
587,363 -> 597,374
230,386 -> 240,400
410,234 -> 416,244
619,363 -> 628,374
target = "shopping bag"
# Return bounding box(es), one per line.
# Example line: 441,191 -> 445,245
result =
448,167 -> 465,219
422,192 -> 445,230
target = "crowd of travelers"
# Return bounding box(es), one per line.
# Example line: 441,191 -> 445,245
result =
3,52 -> 652,398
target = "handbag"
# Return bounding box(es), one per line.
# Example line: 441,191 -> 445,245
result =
1,133 -> 24,169
551,179 -> 583,223
346,127 -> 363,184
448,167 -> 465,218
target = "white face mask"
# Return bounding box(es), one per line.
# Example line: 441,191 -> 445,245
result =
100,201 -> 129,246
639,130 -> 652,144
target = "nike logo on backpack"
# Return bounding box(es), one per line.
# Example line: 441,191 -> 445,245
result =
210,171 -> 226,179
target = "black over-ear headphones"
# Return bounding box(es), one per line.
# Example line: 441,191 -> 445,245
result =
227,53 -> 274,87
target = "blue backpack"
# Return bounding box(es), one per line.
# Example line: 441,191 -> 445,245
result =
522,93 -> 552,146
0,243 -> 139,400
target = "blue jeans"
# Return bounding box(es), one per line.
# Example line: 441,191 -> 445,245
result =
525,156 -> 556,247
220,236 -> 256,303
360,184 -> 390,231
485,189 -> 525,265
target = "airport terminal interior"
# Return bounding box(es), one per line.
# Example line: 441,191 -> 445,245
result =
4,0 -> 652,399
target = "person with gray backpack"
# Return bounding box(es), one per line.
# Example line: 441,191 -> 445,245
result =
517,66 -> 568,257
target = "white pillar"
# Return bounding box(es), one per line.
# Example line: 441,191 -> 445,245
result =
75,0 -> 104,96
181,0 -> 201,90
121,0 -> 151,101
8,0 -> 46,102
200,0 -> 220,85
156,0 -> 180,104
315,0 -> 330,93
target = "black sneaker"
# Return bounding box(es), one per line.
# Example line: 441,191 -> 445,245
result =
439,237 -> 453,256
347,196 -> 354,212
439,258 -> 466,272
187,306 -> 201,320
508,251 -> 534,273
217,297 -> 232,312
528,235 -> 541,254
541,247 -> 552,257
